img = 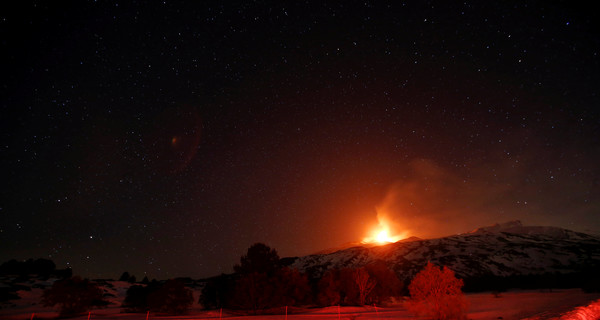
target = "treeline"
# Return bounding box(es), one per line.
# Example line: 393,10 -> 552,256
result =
0,258 -> 72,279
199,243 -> 403,313
3,246 -> 599,317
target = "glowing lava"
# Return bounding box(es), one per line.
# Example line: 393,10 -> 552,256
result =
363,219 -> 407,244
376,229 -> 394,243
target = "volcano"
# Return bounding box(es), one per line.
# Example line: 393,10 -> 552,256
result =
286,221 -> 600,284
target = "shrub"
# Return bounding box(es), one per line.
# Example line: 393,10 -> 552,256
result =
122,284 -> 155,312
123,279 -> 193,315
41,276 -> 106,317
407,262 -> 468,320
199,274 -> 236,309
148,279 -> 194,315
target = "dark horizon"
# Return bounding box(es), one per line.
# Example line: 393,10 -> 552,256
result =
2,1 -> 599,280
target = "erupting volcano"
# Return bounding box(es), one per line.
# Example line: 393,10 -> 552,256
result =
362,214 -> 409,245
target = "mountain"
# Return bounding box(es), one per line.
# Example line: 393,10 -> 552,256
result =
289,221 -> 600,283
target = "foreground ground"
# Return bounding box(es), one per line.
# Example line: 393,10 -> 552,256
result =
1,288 -> 599,320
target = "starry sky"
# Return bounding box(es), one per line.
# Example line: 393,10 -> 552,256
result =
2,1 -> 599,280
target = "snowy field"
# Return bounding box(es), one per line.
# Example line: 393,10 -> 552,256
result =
1,286 -> 599,320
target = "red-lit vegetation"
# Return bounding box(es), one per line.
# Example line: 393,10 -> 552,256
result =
407,262 -> 468,320
2,252 -> 599,318
41,276 -> 107,317
123,279 -> 193,315
199,243 -> 403,313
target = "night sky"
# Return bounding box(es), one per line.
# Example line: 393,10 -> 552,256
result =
2,1 -> 599,280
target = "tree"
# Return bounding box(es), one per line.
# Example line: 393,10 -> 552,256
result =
41,276 -> 107,317
148,279 -> 194,315
119,272 -> 137,283
271,267 -> 312,307
122,284 -> 154,312
227,244 -> 312,312
199,274 -> 236,309
407,262 -> 468,320
364,260 -> 403,304
234,243 -> 280,275
316,268 -> 362,306
230,272 -> 274,313
124,279 -> 193,315
338,268 -> 360,305
119,272 -> 131,282
317,270 -> 341,307
1,258 -> 56,278
353,268 -> 376,305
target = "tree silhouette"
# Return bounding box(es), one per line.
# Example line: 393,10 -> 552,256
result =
271,267 -> 312,307
148,279 -> 194,315
1,258 -> 56,278
226,243 -> 313,312
407,262 -> 468,320
317,270 -> 341,307
41,276 -> 106,317
124,279 -> 193,315
122,284 -> 154,312
353,268 -> 376,305
316,268 -> 362,306
364,260 -> 403,303
199,274 -> 236,309
119,272 -> 131,281
231,272 -> 273,313
234,243 -> 280,275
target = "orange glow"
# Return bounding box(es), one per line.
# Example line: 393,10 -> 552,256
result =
362,215 -> 407,244
376,229 -> 394,243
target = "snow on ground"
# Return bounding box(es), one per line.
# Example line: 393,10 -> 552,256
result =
467,290 -> 600,320
1,288 -> 599,319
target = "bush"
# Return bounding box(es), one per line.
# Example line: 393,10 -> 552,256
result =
122,284 -> 155,312
41,276 -> 107,317
123,279 -> 193,315
407,262 -> 468,320
199,274 -> 236,309
148,279 -> 194,315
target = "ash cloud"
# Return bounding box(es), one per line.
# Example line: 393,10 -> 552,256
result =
376,158 -> 522,238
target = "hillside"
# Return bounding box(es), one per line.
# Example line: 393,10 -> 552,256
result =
289,221 -> 600,282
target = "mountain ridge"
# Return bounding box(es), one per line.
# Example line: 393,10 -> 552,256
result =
289,221 -> 600,283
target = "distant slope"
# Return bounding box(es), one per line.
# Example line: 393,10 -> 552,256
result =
312,236 -> 422,255
290,221 -> 600,282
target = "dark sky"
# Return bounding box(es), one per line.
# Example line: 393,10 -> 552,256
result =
2,1 -> 599,280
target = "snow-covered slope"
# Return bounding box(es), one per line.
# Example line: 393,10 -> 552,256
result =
290,221 -> 600,281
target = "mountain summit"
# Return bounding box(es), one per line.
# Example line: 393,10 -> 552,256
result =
469,220 -> 590,239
